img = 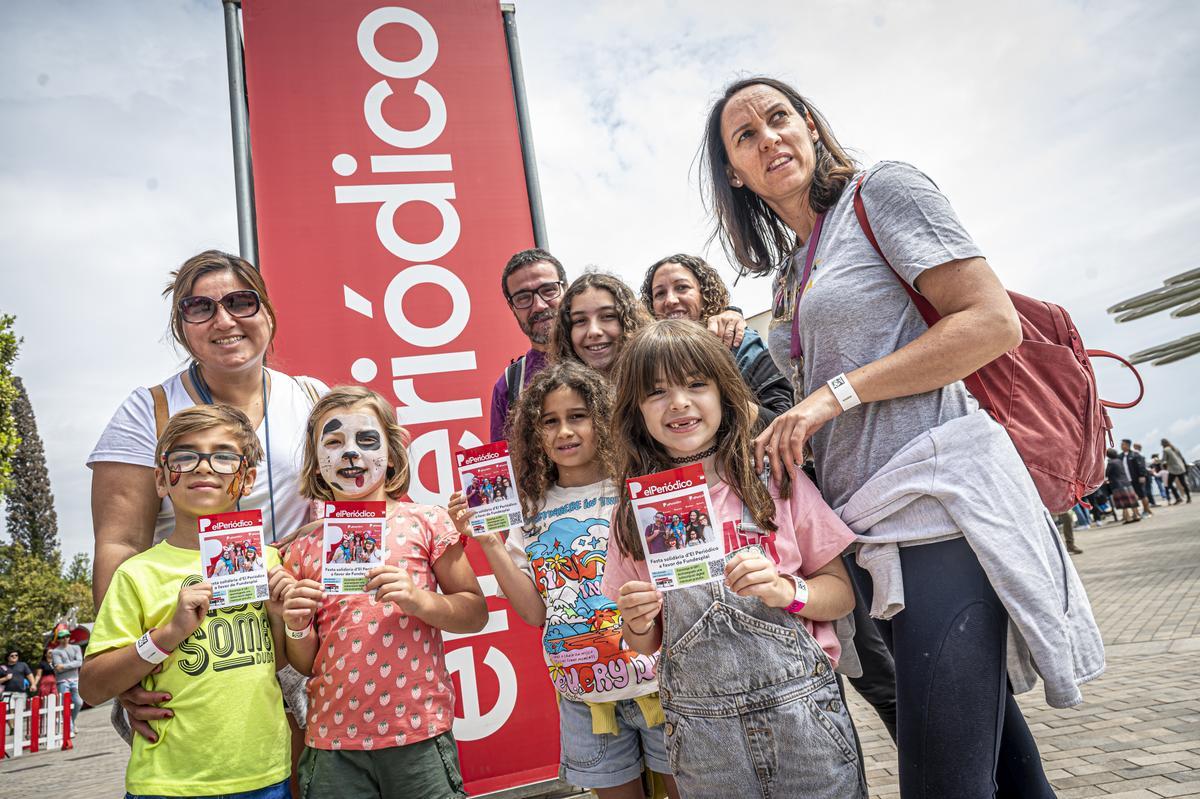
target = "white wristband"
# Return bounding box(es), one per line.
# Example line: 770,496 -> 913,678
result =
285,623 -> 311,640
135,630 -> 171,665
826,373 -> 862,412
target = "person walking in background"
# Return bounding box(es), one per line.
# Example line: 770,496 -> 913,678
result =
1133,444 -> 1157,507
1121,439 -> 1153,517
50,627 -> 84,722
1106,448 -> 1141,524
1149,454 -> 1169,501
1054,511 -> 1083,555
1162,439 -> 1192,504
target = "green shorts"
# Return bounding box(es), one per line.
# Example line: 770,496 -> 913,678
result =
297,732 -> 467,799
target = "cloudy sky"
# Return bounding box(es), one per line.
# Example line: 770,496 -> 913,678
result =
1,0 -> 1197,563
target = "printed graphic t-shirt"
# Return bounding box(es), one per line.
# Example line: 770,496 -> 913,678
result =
89,542 -> 289,796
285,503 -> 460,751
505,480 -> 659,703
602,473 -> 855,667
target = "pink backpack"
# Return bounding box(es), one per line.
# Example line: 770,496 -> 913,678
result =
852,178 -> 1143,513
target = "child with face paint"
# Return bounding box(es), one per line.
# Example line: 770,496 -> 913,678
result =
80,405 -> 297,798
447,361 -> 680,799
278,386 -> 487,799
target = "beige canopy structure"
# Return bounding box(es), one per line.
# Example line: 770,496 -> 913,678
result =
1108,267 -> 1200,365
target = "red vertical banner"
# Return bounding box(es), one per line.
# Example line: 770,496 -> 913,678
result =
241,1 -> 559,793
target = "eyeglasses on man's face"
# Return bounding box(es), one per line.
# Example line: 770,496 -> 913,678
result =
508,281 -> 564,310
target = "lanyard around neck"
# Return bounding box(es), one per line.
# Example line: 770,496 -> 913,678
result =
187,362 -> 278,542
790,212 -> 827,360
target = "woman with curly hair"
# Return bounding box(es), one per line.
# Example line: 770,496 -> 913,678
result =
448,361 -> 677,798
550,272 -> 652,376
642,253 -> 793,424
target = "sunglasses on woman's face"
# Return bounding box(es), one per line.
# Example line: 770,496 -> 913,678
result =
178,290 -> 261,324
161,449 -> 246,474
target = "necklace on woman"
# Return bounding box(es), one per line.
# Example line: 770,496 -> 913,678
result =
669,444 -> 718,465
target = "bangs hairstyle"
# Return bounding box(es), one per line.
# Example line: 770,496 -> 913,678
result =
700,77 -> 859,277
610,319 -> 787,561
640,254 -> 731,323
163,250 -> 278,361
154,405 -> 264,466
300,386 -> 411,502
509,361 -> 617,521
550,272 -> 652,369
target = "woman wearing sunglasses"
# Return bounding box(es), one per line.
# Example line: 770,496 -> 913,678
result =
86,249 -> 326,753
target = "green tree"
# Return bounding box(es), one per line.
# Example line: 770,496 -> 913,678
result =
62,552 -> 94,624
5,377 -> 59,566
0,543 -> 69,660
0,314 -> 21,497
64,552 -> 92,587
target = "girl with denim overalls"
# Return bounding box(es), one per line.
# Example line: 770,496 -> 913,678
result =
602,320 -> 867,799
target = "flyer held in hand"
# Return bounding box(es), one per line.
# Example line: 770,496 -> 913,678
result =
627,463 -> 725,590
456,441 -> 524,536
198,509 -> 270,607
321,501 -> 387,594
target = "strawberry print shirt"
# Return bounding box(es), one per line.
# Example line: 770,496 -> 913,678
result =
285,502 -> 460,751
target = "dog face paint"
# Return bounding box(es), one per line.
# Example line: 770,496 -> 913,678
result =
317,411 -> 388,498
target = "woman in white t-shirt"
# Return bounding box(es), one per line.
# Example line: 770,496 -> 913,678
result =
87,249 -> 327,744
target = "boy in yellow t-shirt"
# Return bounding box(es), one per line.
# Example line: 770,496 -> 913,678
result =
81,405 -> 295,798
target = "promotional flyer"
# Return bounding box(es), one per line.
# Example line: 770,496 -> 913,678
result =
626,464 -> 725,590
198,510 -> 270,608
322,500 -> 388,594
456,441 -> 523,536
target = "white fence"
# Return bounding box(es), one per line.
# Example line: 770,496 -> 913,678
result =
1,692 -> 73,759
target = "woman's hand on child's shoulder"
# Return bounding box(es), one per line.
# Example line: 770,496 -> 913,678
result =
366,565 -> 425,615
283,579 -> 325,633
725,550 -> 793,609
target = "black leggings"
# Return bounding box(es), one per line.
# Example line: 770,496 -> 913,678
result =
849,537 -> 1055,798
1167,472 -> 1191,502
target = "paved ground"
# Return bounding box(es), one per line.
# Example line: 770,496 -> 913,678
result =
3,501 -> 1197,797
849,498 -> 1200,799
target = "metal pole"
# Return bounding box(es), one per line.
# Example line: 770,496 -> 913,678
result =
501,4 -> 548,250
222,0 -> 259,265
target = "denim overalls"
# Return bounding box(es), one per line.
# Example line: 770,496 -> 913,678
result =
659,579 -> 866,798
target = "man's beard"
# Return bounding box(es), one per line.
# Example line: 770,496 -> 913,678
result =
520,309 -> 554,345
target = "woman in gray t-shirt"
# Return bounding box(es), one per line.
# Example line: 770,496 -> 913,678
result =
700,76 -> 1056,797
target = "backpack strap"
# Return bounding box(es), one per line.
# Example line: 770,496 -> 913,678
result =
1086,349 -> 1145,409
150,384 -> 169,439
852,175 -> 941,328
296,376 -> 322,407
505,356 -> 526,409
851,173 -> 997,413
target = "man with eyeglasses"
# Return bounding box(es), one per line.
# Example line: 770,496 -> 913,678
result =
489,248 -> 570,442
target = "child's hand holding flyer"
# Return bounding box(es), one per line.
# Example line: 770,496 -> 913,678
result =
627,463 -> 726,590
455,442 -> 523,537
198,510 -> 270,608
321,501 -> 387,595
